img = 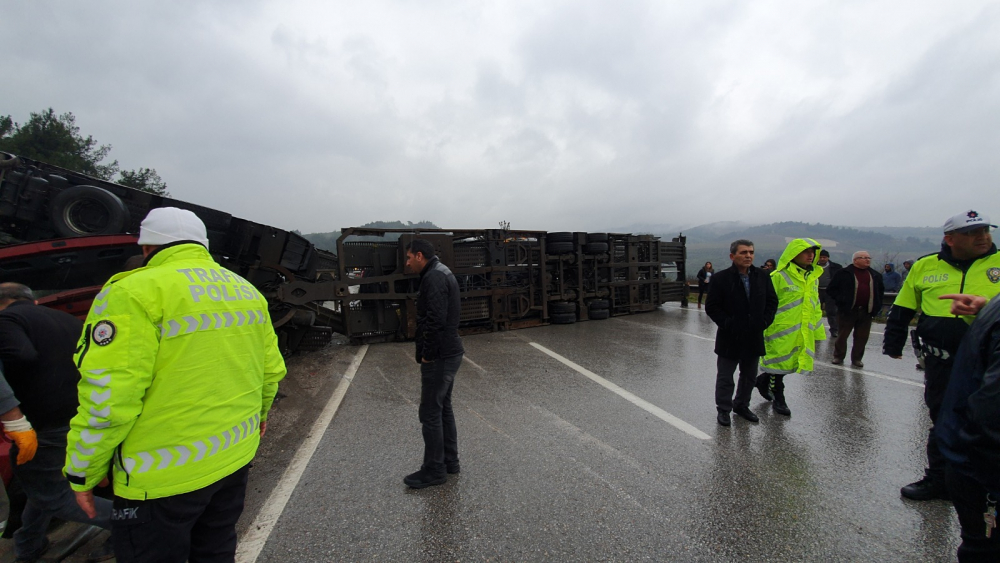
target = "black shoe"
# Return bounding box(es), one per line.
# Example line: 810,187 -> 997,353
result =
755,376 -> 773,402
830,330 -> 839,338
733,406 -> 759,423
717,411 -> 731,426
85,534 -> 116,563
404,469 -> 447,489
772,400 -> 791,416
446,463 -> 461,474
901,476 -> 950,501
831,358 -> 843,365
851,361 -> 864,368
14,539 -> 50,563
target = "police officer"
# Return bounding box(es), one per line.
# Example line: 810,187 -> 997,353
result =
884,209 -> 1000,502
64,207 -> 287,562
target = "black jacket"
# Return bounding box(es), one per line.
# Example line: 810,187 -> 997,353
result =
0,300 -> 83,430
705,264 -> 779,359
415,256 -> 464,363
936,294 -> 1000,493
827,265 -> 885,317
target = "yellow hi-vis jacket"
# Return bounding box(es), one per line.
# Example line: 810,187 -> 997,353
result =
64,243 -> 286,500
760,238 -> 826,375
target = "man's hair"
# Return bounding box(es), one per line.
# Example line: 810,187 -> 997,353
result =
819,249 -> 830,257
405,239 -> 436,259
0,282 -> 34,303
729,239 -> 754,254
852,250 -> 871,260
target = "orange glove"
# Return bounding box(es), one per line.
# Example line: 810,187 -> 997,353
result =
3,416 -> 37,464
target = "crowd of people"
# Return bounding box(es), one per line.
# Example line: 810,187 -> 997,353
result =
705,209 -> 1000,562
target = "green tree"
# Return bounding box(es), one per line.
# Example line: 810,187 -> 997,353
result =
0,108 -> 119,180
119,167 -> 170,197
0,108 -> 168,196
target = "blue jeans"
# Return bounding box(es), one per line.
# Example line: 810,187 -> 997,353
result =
419,354 -> 462,474
12,427 -> 112,559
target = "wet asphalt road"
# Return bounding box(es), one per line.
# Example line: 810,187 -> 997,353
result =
252,304 -> 961,562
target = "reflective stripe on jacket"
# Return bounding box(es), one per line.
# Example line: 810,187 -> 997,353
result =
761,238 -> 826,375
64,243 -> 286,500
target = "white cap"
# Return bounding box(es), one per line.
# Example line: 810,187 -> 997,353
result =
137,207 -> 209,249
943,210 -> 997,234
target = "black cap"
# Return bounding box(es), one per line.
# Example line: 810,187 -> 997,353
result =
819,249 -> 830,257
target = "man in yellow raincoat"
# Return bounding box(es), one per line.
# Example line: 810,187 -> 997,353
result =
755,238 -> 826,416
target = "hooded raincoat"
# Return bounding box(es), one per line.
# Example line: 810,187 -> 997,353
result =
760,238 -> 826,375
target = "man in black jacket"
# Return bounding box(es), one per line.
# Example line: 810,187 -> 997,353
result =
705,239 -> 779,426
403,239 -> 465,489
936,293 -> 1000,561
0,283 -> 112,561
826,250 -> 885,368
817,250 -> 843,337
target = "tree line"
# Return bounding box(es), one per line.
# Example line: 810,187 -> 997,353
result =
0,108 -> 169,196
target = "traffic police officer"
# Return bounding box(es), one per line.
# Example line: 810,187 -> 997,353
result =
884,209 -> 1000,501
64,207 -> 287,562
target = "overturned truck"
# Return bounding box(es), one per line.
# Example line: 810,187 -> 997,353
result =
0,151 -> 687,351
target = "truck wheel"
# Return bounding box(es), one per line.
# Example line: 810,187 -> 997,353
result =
0,152 -> 20,170
584,242 -> 609,254
550,312 -> 576,324
588,309 -> 610,320
588,299 -> 610,310
50,185 -> 130,237
546,241 -> 575,254
550,302 -> 576,314
547,232 -> 574,243
586,232 -> 608,242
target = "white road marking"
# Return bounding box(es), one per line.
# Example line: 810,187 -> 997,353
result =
813,360 -> 923,387
236,344 -> 369,563
528,342 -> 711,441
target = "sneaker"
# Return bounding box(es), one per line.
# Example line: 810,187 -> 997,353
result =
733,406 -> 759,423
404,469 -> 447,489
755,376 -> 773,401
851,361 -> 864,368
717,411 -> 731,426
831,358 -> 843,365
901,476 -> 950,501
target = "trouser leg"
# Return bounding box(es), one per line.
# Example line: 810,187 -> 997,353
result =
946,466 -> 1000,562
441,356 -> 461,468
923,355 -> 953,483
771,374 -> 786,401
732,355 -> 760,410
715,356 -> 738,412
419,354 -> 462,475
13,431 -> 112,559
113,465 -> 250,563
833,311 -> 853,361
851,314 -> 872,363
826,298 -> 839,333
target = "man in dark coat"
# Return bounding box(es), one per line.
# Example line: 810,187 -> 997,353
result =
817,249 -> 843,337
403,239 -> 465,488
827,250 -> 885,368
935,293 -> 1000,561
705,239 -> 779,426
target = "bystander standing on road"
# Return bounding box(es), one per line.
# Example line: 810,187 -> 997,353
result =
817,250 -> 843,338
756,238 -> 826,417
64,207 -> 286,562
900,259 -> 914,283
705,240 -> 778,426
0,283 -> 113,563
827,251 -> 885,368
696,262 -> 714,309
884,209 -> 1000,502
883,263 -> 902,293
935,292 -> 1000,561
403,239 -> 465,489
761,258 -> 777,273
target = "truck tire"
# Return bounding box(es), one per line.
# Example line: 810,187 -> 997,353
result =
0,152 -> 20,170
550,302 -> 577,314
50,185 -> 130,237
550,312 -> 576,324
584,242 -> 609,254
588,309 -> 610,320
586,232 -> 608,242
547,232 -> 574,243
588,299 -> 610,310
546,241 -> 575,254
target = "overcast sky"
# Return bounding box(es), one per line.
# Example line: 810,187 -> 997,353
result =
4,1 -> 999,234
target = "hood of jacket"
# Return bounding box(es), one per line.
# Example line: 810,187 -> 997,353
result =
885,263 -> 895,271
777,238 -> 822,272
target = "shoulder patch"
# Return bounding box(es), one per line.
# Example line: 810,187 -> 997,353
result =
988,267 -> 1000,284
92,320 -> 117,346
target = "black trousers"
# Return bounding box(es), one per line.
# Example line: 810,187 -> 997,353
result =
112,463 -> 250,563
923,355 -> 953,484
833,307 -> 873,363
715,355 -> 759,412
946,466 -> 1000,562
419,354 -> 462,474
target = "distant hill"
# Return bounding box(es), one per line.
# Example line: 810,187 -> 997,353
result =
631,221 -> 943,279
302,220 -> 439,252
